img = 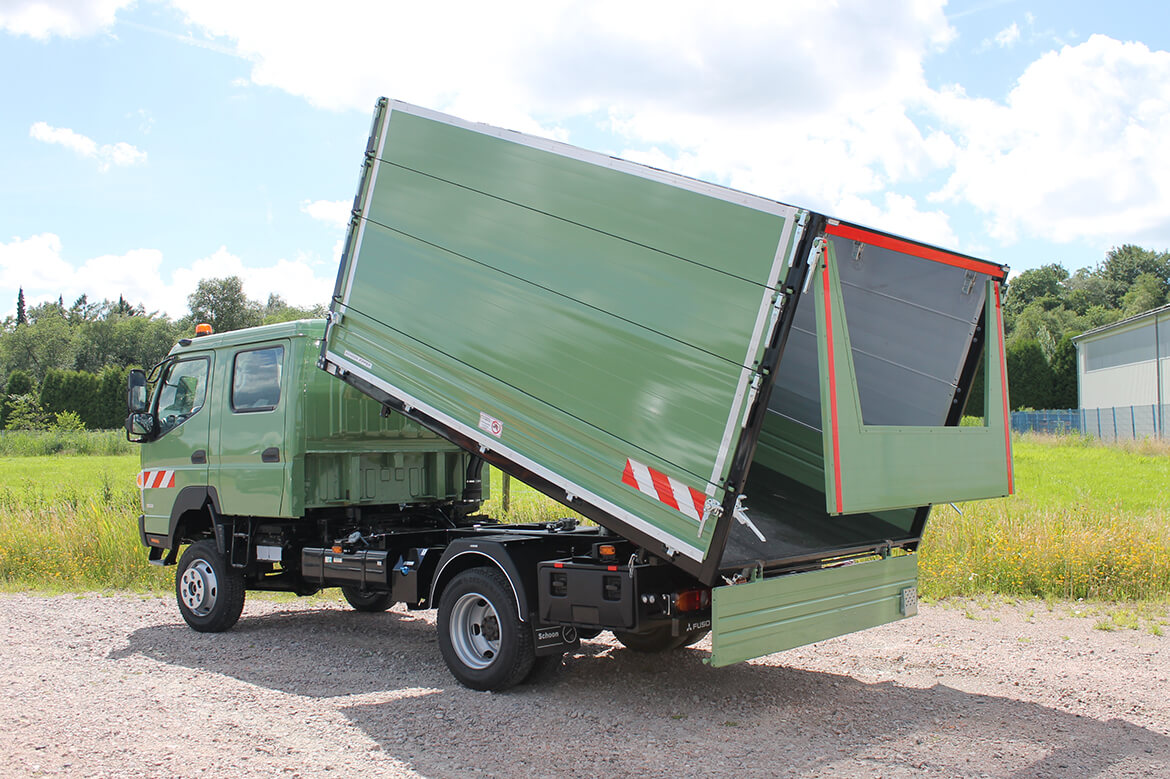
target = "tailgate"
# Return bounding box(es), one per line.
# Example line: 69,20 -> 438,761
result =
709,554 -> 918,667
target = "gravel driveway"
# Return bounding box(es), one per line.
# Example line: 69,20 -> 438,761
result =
2,593 -> 1167,778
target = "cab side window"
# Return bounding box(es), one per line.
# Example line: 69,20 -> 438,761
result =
156,358 -> 209,436
232,346 -> 284,412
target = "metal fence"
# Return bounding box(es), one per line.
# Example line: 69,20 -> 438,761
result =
1010,405 -> 1169,441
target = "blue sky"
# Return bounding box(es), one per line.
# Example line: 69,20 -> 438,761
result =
1,0 -> 1168,319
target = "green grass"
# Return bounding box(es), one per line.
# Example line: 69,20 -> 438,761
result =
1,432 -> 1167,601
0,454 -> 168,591
479,468 -> 588,525
919,433 -> 1170,601
0,429 -> 133,457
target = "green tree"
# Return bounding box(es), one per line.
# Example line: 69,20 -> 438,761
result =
0,309 -> 76,382
1049,336 -> 1078,409
73,315 -> 179,373
1004,263 -> 1068,317
1099,245 -> 1170,309
0,369 -> 33,428
49,410 -> 86,431
96,365 -> 133,429
16,287 -> 26,325
40,369 -> 102,428
261,293 -> 327,324
187,276 -> 263,334
5,393 -> 47,430
1120,272 -> 1168,317
1005,339 -> 1053,410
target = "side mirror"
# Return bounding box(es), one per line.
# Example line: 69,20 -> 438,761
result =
125,412 -> 155,442
127,369 -> 148,413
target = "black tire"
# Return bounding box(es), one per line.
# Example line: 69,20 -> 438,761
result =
677,628 -> 710,648
613,624 -> 687,652
341,586 -> 394,612
576,628 -> 602,640
437,567 -> 535,691
175,540 -> 245,633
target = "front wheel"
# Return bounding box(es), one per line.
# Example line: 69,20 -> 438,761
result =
175,540 -> 245,633
437,567 -> 535,691
341,586 -> 394,612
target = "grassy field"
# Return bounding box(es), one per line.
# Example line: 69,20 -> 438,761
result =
0,433 -> 1167,601
0,454 -> 167,592
920,433 -> 1170,601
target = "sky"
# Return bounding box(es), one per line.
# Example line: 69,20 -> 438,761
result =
1,0 -> 1168,320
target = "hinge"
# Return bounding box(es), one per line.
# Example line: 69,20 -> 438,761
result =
697,498 -> 723,538
733,495 -> 766,543
804,237 -> 826,294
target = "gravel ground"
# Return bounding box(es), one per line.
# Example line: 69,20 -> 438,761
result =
1,592 -> 1167,778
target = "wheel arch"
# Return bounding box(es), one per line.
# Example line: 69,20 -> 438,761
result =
159,486 -> 222,563
429,546 -> 528,622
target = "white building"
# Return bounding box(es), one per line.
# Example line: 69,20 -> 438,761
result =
1073,303 -> 1169,437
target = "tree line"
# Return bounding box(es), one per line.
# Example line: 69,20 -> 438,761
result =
0,277 -> 324,430
996,244 -> 1170,411
2,245 -> 1168,429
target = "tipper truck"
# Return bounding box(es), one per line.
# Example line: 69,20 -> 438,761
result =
126,98 -> 1014,690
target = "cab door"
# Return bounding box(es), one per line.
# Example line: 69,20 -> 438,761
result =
139,355 -> 213,537
212,342 -> 290,517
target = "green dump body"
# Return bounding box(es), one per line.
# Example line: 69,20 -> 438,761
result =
322,99 -> 1014,661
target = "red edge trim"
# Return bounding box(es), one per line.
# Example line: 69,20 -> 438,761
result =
994,283 -> 1014,493
825,222 -> 1007,280
823,249 -> 844,514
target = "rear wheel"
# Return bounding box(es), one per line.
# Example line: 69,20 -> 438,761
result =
341,586 -> 394,612
176,540 -> 245,633
437,567 -> 535,691
677,627 -> 710,647
613,623 -> 686,652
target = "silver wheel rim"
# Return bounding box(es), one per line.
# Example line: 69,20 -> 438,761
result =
449,591 -> 501,670
179,559 -> 218,616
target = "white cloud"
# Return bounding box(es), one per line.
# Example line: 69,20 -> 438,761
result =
29,121 -> 147,171
834,193 -> 959,250
994,22 -> 1021,48
170,0 -> 956,217
301,199 -> 350,231
1,234 -> 336,320
931,35 -> 1170,245
0,0 -> 131,39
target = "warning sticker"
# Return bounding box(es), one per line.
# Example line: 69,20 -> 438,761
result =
478,412 -> 503,438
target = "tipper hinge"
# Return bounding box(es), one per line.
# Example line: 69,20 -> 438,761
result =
733,495 -> 766,543
697,498 -> 723,538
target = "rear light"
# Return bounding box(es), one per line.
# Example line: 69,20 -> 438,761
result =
597,543 -> 617,561
673,588 -> 710,612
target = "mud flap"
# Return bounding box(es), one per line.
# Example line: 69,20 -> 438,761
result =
709,554 -> 918,667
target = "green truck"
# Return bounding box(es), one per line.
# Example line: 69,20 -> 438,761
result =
127,99 -> 1014,690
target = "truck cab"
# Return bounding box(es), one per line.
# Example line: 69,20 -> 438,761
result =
127,319 -> 478,560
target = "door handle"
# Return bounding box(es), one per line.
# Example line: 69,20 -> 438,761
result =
191,450 -> 207,464
261,447 -> 280,463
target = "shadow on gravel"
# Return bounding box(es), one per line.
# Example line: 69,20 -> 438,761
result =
109,606 -> 451,697
112,606 -> 1170,778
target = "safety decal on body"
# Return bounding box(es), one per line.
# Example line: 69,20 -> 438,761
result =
621,458 -> 706,522
136,470 -> 175,489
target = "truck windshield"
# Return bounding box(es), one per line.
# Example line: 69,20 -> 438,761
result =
155,358 -> 209,436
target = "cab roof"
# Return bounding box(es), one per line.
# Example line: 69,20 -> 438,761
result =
168,318 -> 326,355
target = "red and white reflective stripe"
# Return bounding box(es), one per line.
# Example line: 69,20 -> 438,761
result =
621,458 -> 706,522
136,470 -> 175,489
